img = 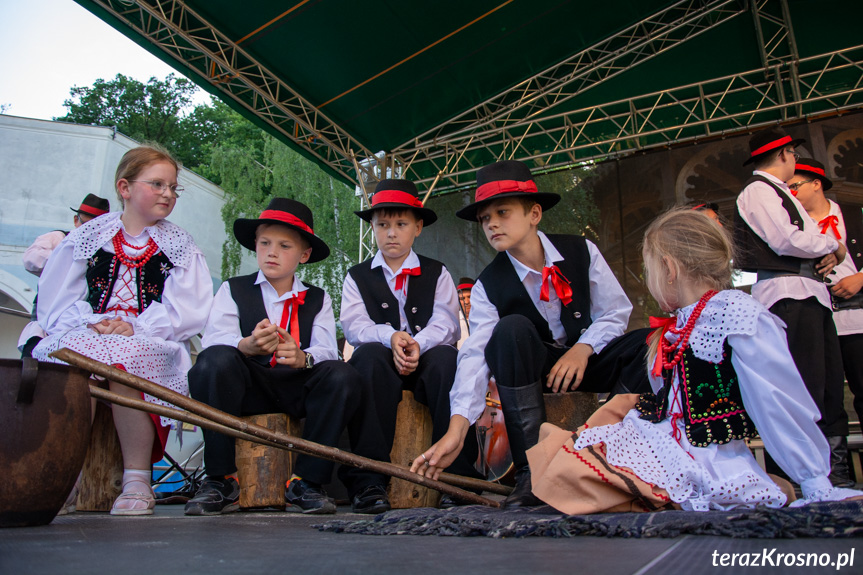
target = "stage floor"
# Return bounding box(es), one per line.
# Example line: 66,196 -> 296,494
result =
2,504 -> 860,574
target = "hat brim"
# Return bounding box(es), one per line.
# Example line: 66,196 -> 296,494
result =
354,203 -> 438,226
742,138 -> 806,166
455,191 -> 561,221
233,218 -> 330,263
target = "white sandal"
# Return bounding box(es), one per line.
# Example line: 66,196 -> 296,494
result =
110,483 -> 155,516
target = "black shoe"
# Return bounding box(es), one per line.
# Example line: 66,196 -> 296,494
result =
439,494 -> 473,509
285,478 -> 336,514
184,477 -> 240,516
502,467 -> 542,509
828,436 -> 856,488
351,485 -> 391,515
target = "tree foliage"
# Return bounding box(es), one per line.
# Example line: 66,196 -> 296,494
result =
534,165 -> 601,240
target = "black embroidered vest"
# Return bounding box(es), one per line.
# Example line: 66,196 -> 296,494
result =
85,248 -> 173,314
734,175 -> 808,274
636,342 -> 757,447
478,234 -> 592,346
838,202 -> 863,272
227,273 -> 324,366
347,255 -> 442,334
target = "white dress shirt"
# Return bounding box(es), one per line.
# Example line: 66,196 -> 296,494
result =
340,249 -> 460,353
450,232 -> 632,424
22,230 -> 66,276
736,170 -> 838,309
823,200 -> 863,336
202,270 -> 339,362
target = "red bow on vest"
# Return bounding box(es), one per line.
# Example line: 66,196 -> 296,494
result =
540,265 -> 573,306
818,215 -> 841,239
395,267 -> 421,293
270,290 -> 306,367
648,316 -> 677,377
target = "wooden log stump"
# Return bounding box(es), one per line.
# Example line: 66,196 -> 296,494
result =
76,401 -> 123,511
388,390 -> 440,509
235,413 -> 302,509
544,392 -> 599,432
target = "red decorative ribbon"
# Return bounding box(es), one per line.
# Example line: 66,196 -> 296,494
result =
796,163 -> 826,177
270,290 -> 306,367
259,210 -> 314,235
750,135 -> 792,158
78,204 -> 108,216
818,215 -> 841,239
395,267 -> 421,292
475,179 -> 538,203
371,190 -> 424,208
540,265 -> 573,306
648,316 -> 677,377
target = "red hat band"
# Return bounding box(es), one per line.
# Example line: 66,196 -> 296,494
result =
78,204 -> 108,217
795,163 -> 826,177
371,189 -> 424,209
475,179 -> 538,203
259,209 -> 314,235
750,135 -> 793,158
457,283 -> 474,290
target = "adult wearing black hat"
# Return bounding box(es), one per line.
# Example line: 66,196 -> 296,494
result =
186,197 -> 392,516
18,193 -> 111,358
791,158 -> 860,487
735,128 -> 850,487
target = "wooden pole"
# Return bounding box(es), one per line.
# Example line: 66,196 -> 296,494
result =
52,348 -> 505,505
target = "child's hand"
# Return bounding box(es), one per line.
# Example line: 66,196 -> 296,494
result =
831,273 -> 863,299
273,326 -> 305,368
88,318 -> 134,336
239,319 -> 280,356
410,416 -> 470,480
391,331 -> 420,375
547,343 -> 594,393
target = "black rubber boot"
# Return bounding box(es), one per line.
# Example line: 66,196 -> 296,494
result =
828,436 -> 856,488
497,381 -> 546,509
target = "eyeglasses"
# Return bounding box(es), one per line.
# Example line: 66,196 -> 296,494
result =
130,179 -> 184,197
783,148 -> 800,162
788,179 -> 814,191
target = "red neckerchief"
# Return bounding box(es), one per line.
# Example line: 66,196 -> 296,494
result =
270,290 -> 306,367
540,264 -> 573,306
818,215 -> 841,239
394,267 -> 421,293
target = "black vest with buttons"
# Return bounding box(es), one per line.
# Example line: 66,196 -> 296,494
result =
347,256 -> 443,334
636,343 -> 757,447
479,234 -> 592,346
227,273 -> 324,366
733,175 -> 808,274
838,202 -> 863,272
85,248 -> 173,314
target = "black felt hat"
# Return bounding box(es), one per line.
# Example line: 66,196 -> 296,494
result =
233,198 -> 330,263
70,193 -> 110,217
743,127 -> 806,166
795,157 -> 833,191
457,277 -> 475,291
354,179 -> 438,226
455,160 -> 560,221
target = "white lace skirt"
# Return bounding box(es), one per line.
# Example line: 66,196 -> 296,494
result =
575,409 -> 787,511
33,328 -> 190,427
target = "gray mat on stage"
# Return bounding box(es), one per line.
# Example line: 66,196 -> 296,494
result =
315,500 -> 863,539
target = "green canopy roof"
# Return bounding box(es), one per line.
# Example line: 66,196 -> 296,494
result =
75,0 -> 863,193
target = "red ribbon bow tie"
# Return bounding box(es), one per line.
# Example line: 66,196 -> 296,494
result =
270,291 -> 306,367
540,265 -> 573,306
818,215 -> 841,239
395,267 -> 421,292
648,316 -> 677,377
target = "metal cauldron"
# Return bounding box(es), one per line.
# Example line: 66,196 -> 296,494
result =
1,358 -> 91,527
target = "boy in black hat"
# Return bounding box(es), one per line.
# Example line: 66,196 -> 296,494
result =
341,179 -> 483,506
19,193 -> 110,357
789,158 -> 858,487
185,198 -> 391,516
734,129 -> 850,487
410,160 -> 649,508
456,277 -> 474,349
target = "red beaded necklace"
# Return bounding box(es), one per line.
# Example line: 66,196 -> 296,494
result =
112,230 -> 159,269
660,290 -> 718,372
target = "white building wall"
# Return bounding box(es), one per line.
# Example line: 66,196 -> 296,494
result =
0,114 -> 255,359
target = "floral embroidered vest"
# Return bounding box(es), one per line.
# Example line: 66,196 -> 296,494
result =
636,342 -> 757,447
85,248 -> 173,313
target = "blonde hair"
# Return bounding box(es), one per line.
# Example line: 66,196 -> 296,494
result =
643,207 -> 735,365
114,143 -> 179,208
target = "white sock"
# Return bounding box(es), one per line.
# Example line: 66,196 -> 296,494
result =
121,469 -> 151,493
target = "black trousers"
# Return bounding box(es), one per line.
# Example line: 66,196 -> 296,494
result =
840,333 -> 863,425
486,315 -> 652,461
188,345 -> 388,497
769,297 -> 848,437
348,342 -> 482,480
